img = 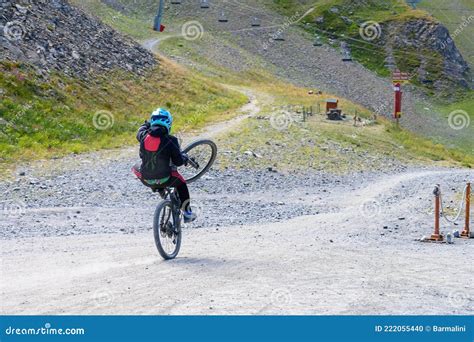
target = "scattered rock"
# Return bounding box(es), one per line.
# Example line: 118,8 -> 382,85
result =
340,16 -> 353,25
315,16 -> 325,24
0,0 -> 157,79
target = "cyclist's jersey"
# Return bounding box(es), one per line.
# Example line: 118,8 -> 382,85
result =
136,124 -> 185,180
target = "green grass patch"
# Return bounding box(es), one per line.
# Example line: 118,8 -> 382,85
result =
0,60 -> 247,166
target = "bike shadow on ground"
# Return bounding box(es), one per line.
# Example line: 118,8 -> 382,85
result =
158,256 -> 243,269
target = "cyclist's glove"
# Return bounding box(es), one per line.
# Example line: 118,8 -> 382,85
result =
181,152 -> 189,166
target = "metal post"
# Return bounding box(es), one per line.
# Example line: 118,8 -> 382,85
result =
461,183 -> 471,238
394,82 -> 402,127
154,0 -> 165,31
431,185 -> 443,241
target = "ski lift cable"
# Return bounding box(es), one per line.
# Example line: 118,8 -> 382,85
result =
418,6 -> 474,12
335,39 -> 468,72
208,0 -> 474,64
433,7 -> 474,49
189,1 -> 319,35
209,0 -> 318,26
164,1 -> 471,71
428,6 -> 474,49
327,37 -> 468,73
312,27 -> 471,70
195,1 -> 282,27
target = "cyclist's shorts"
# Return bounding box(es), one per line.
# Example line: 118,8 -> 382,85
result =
143,176 -> 170,185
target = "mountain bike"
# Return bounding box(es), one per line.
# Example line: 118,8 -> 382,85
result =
153,139 -> 217,260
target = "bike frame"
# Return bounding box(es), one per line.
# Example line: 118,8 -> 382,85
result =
159,188 -> 182,230
170,190 -> 182,231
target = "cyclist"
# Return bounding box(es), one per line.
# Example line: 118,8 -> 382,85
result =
132,108 -> 197,223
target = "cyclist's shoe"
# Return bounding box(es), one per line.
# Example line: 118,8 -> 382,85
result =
183,210 -> 197,223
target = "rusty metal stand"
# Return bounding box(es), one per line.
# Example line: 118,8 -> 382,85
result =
429,185 -> 444,241
460,182 -> 471,238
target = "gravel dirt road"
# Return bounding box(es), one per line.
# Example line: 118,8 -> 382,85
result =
1,89 -> 472,315
1,159 -> 472,314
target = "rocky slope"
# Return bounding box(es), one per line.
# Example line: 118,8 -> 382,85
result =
0,0 -> 156,78
289,0 -> 471,90
383,18 -> 470,89
141,1 -> 468,145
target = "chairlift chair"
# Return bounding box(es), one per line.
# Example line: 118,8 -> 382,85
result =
218,10 -> 228,22
170,0 -> 182,4
273,31 -> 285,41
384,56 -> 396,71
200,0 -> 209,9
342,50 -> 352,62
340,42 -> 352,61
313,35 -> 322,46
251,17 -> 261,27
385,62 -> 396,71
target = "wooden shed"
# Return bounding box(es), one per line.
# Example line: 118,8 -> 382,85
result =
325,99 -> 339,112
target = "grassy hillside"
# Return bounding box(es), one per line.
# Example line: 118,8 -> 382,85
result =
215,79 -> 474,172
72,0 -> 473,169
0,59 -> 246,169
419,0 -> 474,68
272,0 -> 425,73
270,0 -> 468,92
428,94 -> 474,153
2,0 -> 471,177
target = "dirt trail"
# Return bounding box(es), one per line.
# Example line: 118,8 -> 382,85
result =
142,36 -> 173,52
187,87 -> 262,141
143,36 -> 263,142
1,169 -> 472,315
1,62 -> 472,316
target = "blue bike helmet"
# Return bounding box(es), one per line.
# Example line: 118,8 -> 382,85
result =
150,108 -> 173,133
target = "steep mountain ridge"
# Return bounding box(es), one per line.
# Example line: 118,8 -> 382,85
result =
0,0 -> 156,78
419,0 -> 474,70
274,0 -> 471,91
383,18 -> 469,88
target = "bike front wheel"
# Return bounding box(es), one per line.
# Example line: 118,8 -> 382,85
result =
153,200 -> 182,260
181,139 -> 217,184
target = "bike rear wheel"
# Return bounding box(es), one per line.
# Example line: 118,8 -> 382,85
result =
181,139 -> 217,184
153,200 -> 182,260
